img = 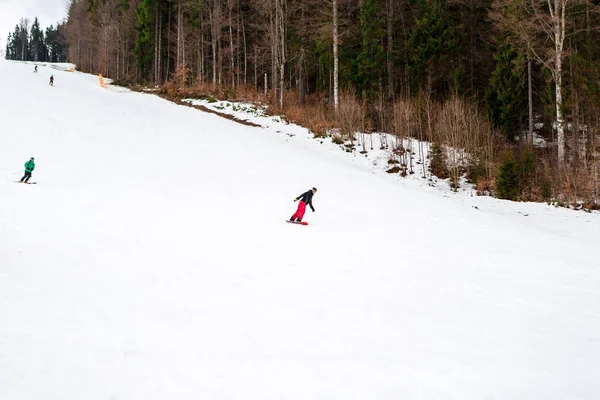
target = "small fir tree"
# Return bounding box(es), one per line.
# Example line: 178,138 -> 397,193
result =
496,154 -> 520,200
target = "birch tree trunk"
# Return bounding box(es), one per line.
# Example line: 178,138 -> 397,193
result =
278,0 -> 285,110
549,0 -> 567,167
211,0 -> 220,87
333,0 -> 339,117
271,2 -> 278,106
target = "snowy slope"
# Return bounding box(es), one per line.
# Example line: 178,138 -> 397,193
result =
1,59 -> 599,400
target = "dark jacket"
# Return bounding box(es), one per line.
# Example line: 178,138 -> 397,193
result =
296,190 -> 315,211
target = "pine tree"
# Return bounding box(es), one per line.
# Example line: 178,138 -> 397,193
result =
485,39 -> 526,141
357,0 -> 384,105
7,24 -> 23,60
135,0 -> 155,78
29,18 -> 46,61
408,0 -> 462,94
46,24 -> 67,63
496,154 -> 520,200
5,33 -> 13,59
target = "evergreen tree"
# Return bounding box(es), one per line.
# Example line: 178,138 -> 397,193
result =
29,18 -> 46,61
7,24 -> 24,60
408,0 -> 462,95
5,33 -> 13,59
485,39 -> 526,141
40,24 -> 66,63
45,26 -> 55,61
357,0 -> 385,105
134,0 -> 155,78
496,154 -> 520,200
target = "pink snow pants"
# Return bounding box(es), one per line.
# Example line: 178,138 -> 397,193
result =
292,201 -> 307,221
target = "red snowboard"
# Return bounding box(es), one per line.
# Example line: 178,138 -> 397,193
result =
286,220 -> 308,226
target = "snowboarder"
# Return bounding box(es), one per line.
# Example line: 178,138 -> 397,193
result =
290,187 -> 317,222
20,157 -> 35,183
33,65 -> 38,73
49,75 -> 54,86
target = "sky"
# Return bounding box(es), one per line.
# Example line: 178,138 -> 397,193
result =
0,0 -> 67,51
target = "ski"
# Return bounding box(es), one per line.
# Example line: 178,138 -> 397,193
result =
14,181 -> 37,184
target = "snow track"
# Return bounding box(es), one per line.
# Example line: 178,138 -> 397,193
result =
1,59 -> 599,400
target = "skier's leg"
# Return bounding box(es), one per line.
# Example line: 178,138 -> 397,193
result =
24,172 -> 31,183
297,201 -> 307,221
291,201 -> 303,221
19,173 -> 26,182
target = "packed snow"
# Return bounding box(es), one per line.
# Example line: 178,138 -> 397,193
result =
1,59 -> 599,400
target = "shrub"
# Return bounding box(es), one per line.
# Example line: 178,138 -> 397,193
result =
332,134 -> 344,144
429,143 -> 448,179
496,154 -> 520,200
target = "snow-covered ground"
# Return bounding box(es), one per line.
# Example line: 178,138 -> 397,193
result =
1,59 -> 600,400
182,98 -> 450,191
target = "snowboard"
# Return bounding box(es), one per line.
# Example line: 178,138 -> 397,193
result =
286,220 -> 308,226
14,181 -> 37,184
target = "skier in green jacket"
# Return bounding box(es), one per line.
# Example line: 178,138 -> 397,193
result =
20,157 -> 35,183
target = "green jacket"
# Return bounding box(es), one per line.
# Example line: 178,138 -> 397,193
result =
24,159 -> 35,173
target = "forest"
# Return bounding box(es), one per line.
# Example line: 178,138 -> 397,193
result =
5,18 -> 67,63
5,0 -> 600,207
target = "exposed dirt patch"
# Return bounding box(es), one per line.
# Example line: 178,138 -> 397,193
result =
114,82 -> 262,128
177,99 -> 262,128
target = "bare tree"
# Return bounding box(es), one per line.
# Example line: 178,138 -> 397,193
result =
333,0 -> 339,116
492,0 -> 587,168
276,0 -> 286,109
391,98 -> 415,173
227,0 -> 235,88
19,18 -> 30,61
338,90 -> 363,145
209,0 -> 222,87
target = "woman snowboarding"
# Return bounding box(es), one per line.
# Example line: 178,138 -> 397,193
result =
20,157 -> 35,183
289,187 -> 317,223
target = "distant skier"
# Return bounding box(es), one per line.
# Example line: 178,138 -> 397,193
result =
289,187 -> 317,222
20,157 -> 35,183
49,75 -> 54,86
33,65 -> 38,73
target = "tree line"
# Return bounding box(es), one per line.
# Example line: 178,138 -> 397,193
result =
8,0 -> 600,206
5,18 -> 67,63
